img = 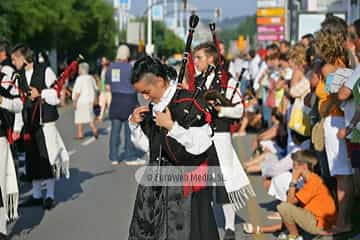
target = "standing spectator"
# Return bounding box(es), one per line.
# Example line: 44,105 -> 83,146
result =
72,62 -> 98,139
301,34 -> 314,48
279,40 -> 291,54
97,56 -> 111,122
315,15 -> 353,234
106,45 -> 143,165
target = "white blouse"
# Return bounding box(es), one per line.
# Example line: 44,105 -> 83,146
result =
129,80 -> 213,155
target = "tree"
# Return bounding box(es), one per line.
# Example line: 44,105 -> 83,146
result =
1,0 -> 116,61
220,15 -> 256,50
152,21 -> 185,57
0,0 -> 14,41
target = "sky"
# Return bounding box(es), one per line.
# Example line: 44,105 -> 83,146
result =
129,0 -> 257,18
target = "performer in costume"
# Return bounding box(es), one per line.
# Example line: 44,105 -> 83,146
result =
0,41 -> 20,236
128,56 -> 219,240
193,42 -> 255,239
11,44 -> 69,210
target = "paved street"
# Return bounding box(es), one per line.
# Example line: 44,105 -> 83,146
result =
6,106 -> 328,240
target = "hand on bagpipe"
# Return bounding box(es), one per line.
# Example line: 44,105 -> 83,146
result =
203,68 -> 246,109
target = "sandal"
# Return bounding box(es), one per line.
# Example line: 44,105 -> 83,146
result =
243,223 -> 261,234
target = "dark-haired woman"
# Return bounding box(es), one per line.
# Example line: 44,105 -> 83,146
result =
128,56 -> 219,240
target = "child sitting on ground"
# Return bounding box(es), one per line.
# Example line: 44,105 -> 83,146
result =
276,150 -> 337,239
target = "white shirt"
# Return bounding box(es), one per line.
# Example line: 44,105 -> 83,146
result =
229,58 -> 250,82
25,66 -> 60,106
13,66 -> 59,132
254,61 -> 268,91
249,54 -> 261,80
129,80 -> 213,155
72,74 -> 98,104
0,64 -> 22,113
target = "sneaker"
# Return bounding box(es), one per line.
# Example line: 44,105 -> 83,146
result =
19,196 -> 43,208
223,228 -> 235,240
111,161 -> 119,166
43,197 -> 56,210
277,232 -> 288,240
125,159 -> 146,166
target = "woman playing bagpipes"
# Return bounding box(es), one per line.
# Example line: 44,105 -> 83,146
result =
128,56 -> 219,240
10,44 -> 70,210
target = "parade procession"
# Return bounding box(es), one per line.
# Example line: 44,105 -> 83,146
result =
1,0 -> 360,239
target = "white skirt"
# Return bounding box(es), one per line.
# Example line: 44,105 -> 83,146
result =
75,103 -> 94,124
324,116 -> 352,176
42,123 -> 70,179
0,137 -> 19,234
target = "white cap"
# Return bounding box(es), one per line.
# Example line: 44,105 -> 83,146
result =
116,44 -> 130,60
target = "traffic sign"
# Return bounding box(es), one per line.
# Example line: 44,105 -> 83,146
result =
257,0 -> 284,8
257,34 -> 284,41
257,25 -> 284,33
256,8 -> 285,17
256,16 -> 285,25
119,0 -> 131,10
152,5 -> 163,21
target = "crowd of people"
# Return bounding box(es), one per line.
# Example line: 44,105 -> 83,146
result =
125,14 -> 360,240
227,15 -> 360,239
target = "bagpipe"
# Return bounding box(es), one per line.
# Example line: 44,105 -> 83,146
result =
177,14 -> 199,88
209,22 -> 229,93
51,54 -> 84,97
201,23 -> 244,109
172,13 -> 214,129
203,68 -> 246,107
41,54 -> 83,125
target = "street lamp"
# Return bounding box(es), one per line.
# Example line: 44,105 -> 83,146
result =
146,0 -> 154,55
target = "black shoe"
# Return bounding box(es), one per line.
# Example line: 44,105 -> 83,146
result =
19,196 -> 43,208
224,229 -> 235,240
0,232 -> 8,240
43,197 -> 56,210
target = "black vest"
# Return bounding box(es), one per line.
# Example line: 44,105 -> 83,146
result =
195,74 -> 234,132
140,89 -> 209,167
19,63 -> 59,131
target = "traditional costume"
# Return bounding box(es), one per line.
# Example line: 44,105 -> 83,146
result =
128,80 -> 219,240
0,60 -> 20,235
195,72 -> 255,234
17,62 -> 69,208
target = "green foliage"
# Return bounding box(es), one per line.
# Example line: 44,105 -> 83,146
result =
220,15 -> 256,49
0,0 -> 116,61
152,21 -> 185,57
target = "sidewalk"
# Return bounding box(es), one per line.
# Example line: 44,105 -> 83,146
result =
231,134 -> 360,240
